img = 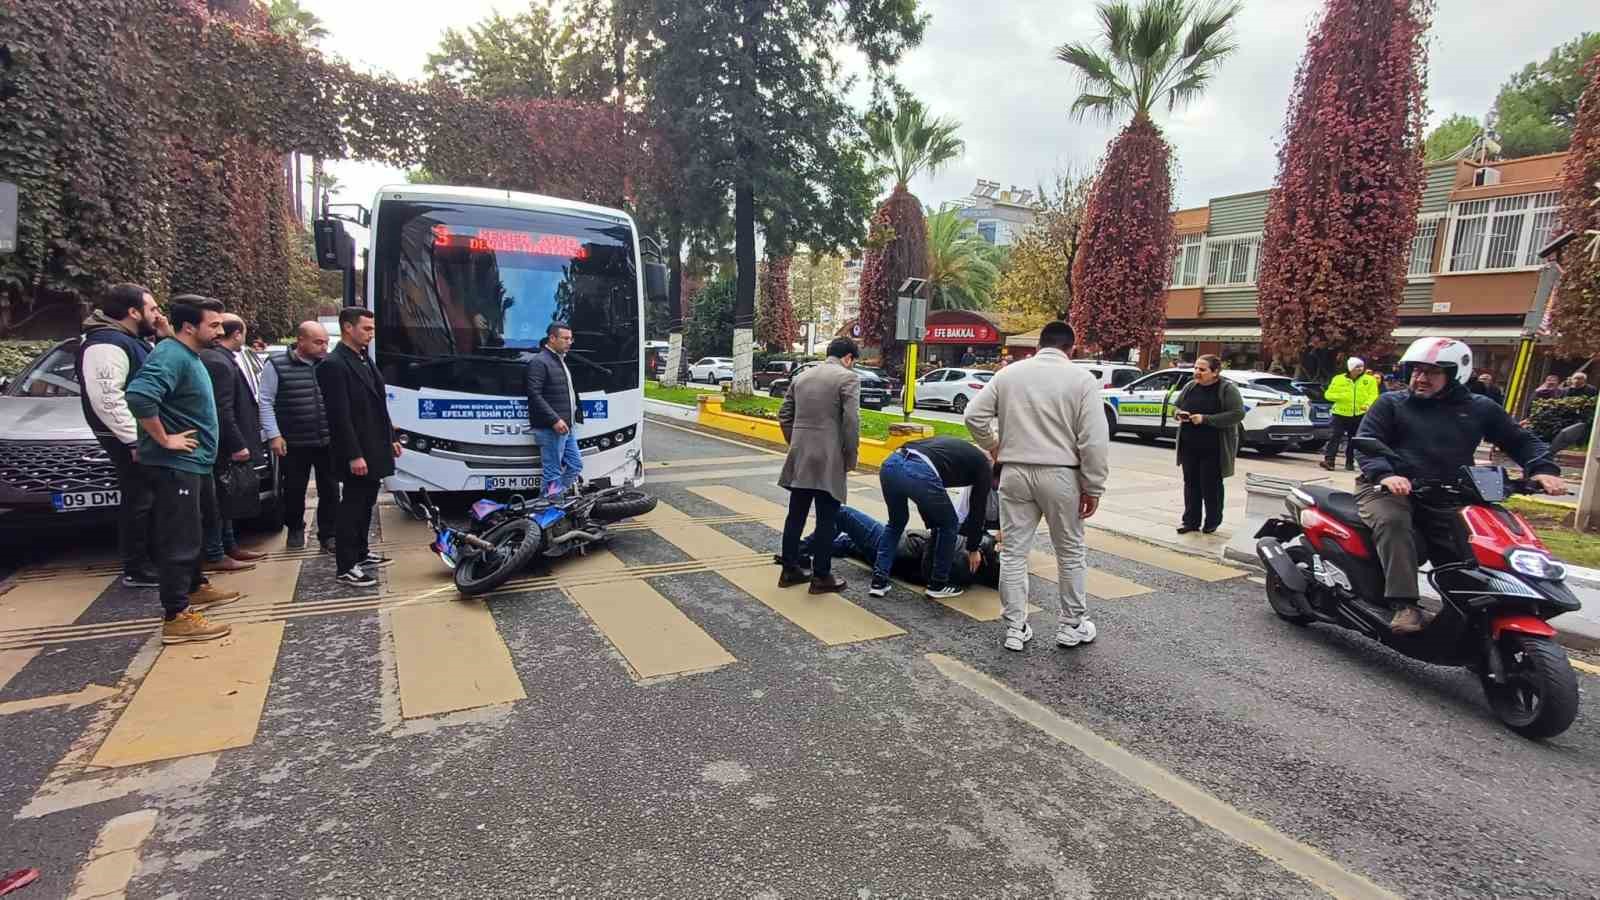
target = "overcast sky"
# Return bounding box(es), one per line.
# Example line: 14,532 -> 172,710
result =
313,0 -> 1587,217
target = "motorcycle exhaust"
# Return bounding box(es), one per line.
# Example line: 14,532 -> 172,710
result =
463,534 -> 496,550
1257,537 -> 1314,618
549,528 -> 605,546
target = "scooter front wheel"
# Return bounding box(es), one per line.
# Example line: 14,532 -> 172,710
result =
454,519 -> 542,597
1482,635 -> 1580,740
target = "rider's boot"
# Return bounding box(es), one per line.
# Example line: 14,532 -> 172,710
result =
1389,602 -> 1427,635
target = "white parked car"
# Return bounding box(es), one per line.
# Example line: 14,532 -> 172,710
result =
912,367 -> 994,414
687,357 -> 735,384
1101,368 -> 1325,455
1071,359 -> 1144,389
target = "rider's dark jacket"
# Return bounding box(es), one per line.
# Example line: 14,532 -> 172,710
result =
1355,380 -> 1559,483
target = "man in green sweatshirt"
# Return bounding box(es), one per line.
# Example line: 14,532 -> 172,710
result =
125,296 -> 239,644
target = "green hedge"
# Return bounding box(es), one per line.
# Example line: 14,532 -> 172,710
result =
0,341 -> 56,380
1529,396 -> 1596,441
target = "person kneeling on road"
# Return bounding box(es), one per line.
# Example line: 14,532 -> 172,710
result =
1355,337 -> 1567,635
870,435 -> 992,601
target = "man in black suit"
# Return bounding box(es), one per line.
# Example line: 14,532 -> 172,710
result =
524,323 -> 584,497
200,313 -> 268,573
317,307 -> 402,587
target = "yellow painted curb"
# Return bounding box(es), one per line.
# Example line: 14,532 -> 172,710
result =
694,393 -> 933,467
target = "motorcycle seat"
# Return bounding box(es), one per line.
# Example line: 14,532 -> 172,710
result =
1299,484 -> 1369,533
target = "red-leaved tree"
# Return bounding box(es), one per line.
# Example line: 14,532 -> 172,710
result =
1257,0 -> 1432,380
1550,49 -> 1600,356
755,255 -> 798,351
1069,119 -> 1174,356
1058,0 -> 1242,359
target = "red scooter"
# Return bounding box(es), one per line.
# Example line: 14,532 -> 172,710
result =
1254,434 -> 1582,739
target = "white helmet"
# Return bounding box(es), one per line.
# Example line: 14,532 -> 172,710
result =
1397,337 -> 1473,385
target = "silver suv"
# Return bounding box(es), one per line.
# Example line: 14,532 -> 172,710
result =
0,339 -> 279,534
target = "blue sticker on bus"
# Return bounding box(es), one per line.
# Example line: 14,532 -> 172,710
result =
418,398 -> 528,420
580,399 -> 608,420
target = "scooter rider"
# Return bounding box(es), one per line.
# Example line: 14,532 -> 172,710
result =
1355,337 -> 1567,635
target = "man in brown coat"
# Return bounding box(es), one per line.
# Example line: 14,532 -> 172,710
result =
777,337 -> 861,594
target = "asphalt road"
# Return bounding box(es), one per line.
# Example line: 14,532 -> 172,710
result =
1,420 -> 1596,898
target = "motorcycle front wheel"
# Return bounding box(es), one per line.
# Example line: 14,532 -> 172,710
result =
1482,634 -> 1580,740
453,519 -> 542,597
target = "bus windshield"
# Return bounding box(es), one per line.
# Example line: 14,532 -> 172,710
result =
372,199 -> 641,397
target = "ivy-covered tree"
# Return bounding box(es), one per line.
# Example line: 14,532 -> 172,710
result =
1549,49 -> 1600,356
755,256 -> 798,351
1058,0 -> 1242,358
1257,0 -> 1432,381
859,98 -> 964,364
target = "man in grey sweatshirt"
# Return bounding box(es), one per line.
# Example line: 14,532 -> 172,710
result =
963,320 -> 1109,653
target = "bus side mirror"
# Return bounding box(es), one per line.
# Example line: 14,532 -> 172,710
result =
314,220 -> 353,271
644,262 -> 669,304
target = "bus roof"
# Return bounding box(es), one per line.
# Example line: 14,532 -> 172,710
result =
373,184 -> 636,226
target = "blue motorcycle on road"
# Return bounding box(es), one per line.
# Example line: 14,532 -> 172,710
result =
414,482 -> 657,596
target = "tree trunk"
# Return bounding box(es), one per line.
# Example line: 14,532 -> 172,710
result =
661,219 -> 685,387
730,0 -> 760,395
310,156 -> 323,221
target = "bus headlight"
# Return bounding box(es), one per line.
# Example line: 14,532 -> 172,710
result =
413,437 -> 431,453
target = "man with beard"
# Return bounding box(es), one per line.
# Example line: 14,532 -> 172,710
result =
75,284 -> 162,588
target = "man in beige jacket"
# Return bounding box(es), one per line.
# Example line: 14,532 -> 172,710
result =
964,321 -> 1109,651
777,337 -> 861,594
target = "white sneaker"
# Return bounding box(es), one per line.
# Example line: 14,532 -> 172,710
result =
1056,618 -> 1097,647
925,584 -> 965,600
337,566 -> 377,588
1003,622 -> 1033,652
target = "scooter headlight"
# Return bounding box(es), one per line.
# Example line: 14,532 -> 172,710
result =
1507,549 -> 1565,581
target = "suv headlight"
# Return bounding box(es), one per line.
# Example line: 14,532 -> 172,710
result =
1507,549 -> 1565,581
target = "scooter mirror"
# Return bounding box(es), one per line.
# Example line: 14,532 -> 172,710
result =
1549,421 -> 1589,455
1350,436 -> 1400,460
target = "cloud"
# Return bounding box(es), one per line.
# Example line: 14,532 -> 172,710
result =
318,0 -> 1588,216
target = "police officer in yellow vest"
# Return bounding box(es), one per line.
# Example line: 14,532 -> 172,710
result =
1321,356 -> 1380,471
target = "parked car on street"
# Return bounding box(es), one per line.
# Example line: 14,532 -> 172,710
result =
687,357 -> 735,384
1072,359 -> 1144,389
766,361 -> 893,410
1100,368 -> 1330,455
911,367 -> 994,414
0,338 -> 281,535
754,360 -> 804,390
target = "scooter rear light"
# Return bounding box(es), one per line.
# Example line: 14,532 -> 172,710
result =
1298,508 -> 1370,559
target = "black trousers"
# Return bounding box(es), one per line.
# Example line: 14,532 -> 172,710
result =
1180,453 -> 1224,530
148,466 -> 208,619
281,444 -> 338,538
1325,414 -> 1364,466
782,488 -> 840,578
97,435 -> 155,576
336,474 -> 382,573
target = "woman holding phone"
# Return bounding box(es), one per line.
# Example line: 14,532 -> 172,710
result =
1172,354 -> 1245,534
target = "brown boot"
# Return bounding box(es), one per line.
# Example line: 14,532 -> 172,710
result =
808,574 -> 847,595
228,547 -> 268,562
162,610 -> 231,644
188,584 -> 242,610
1389,604 -> 1426,635
202,556 -> 256,573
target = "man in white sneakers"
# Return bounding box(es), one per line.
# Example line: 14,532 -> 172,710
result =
963,320 -> 1109,652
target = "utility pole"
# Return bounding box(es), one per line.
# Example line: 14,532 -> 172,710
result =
896,278 -> 928,420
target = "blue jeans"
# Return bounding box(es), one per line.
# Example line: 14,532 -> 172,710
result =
876,451 -> 958,587
534,427 -> 583,495
802,505 -> 882,561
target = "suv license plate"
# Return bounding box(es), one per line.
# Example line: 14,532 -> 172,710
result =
484,475 -> 541,491
53,489 -> 121,511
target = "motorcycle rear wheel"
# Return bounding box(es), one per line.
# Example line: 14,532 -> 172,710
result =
1482,635 -> 1580,740
453,519 -> 542,596
590,489 -> 657,523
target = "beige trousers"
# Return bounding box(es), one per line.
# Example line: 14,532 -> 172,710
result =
997,463 -> 1088,628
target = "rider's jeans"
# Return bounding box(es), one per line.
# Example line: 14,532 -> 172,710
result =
533,427 -> 583,495
1355,482 -> 1465,603
875,451 -> 959,587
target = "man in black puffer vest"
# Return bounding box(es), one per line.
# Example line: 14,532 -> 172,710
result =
260,321 -> 336,551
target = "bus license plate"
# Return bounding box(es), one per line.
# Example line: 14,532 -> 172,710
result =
53,489 -> 121,511
485,475 -> 541,491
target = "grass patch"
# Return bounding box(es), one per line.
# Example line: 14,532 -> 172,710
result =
645,381 -> 971,442
1505,496 -> 1600,569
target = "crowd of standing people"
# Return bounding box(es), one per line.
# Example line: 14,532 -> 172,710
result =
75,285 -> 399,643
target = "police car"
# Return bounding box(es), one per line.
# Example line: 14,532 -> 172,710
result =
1101,368 -> 1328,455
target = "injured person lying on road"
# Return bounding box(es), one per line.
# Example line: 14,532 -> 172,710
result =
775,487 -> 1002,590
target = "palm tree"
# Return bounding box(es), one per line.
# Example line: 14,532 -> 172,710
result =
859,98 -> 965,365
1056,0 -> 1240,357
267,0 -> 329,44
925,210 -> 1002,311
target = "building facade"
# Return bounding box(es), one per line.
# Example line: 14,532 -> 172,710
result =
951,179 -> 1041,247
1158,152 -> 1570,382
